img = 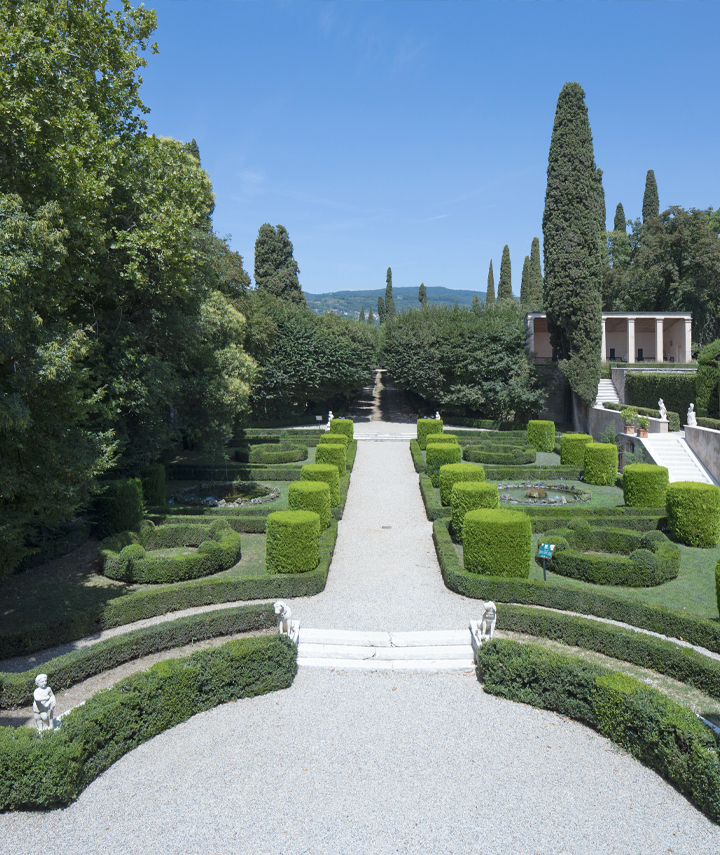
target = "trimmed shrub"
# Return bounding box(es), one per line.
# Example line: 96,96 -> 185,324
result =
716,556 -> 720,622
301,463 -> 340,506
698,417 -> 720,431
463,508 -> 532,577
426,443 -> 462,487
625,372 -> 696,423
266,510 -> 321,574
450,482 -> 498,541
315,442 -> 346,473
288,481 -> 332,529
141,464 -> 166,507
696,339 -> 720,419
463,443 -> 536,465
623,463 -> 669,508
417,418 -> 443,450
560,433 -> 593,466
329,418 -> 354,440
318,433 -> 349,448
438,462 -> 486,506
666,481 -> 720,547
248,442 -> 308,465
526,420 -> 555,453
583,443 -> 618,486
95,478 -> 144,538
426,433 -> 458,446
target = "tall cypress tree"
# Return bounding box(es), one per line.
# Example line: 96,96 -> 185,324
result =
385,267 -> 396,317
642,170 -> 659,222
359,305 -> 365,323
529,236 -> 543,308
254,223 -> 304,303
613,202 -> 626,233
377,296 -> 386,324
418,282 -> 427,307
542,81 -> 604,406
486,260 -> 495,305
367,304 -> 374,325
497,245 -> 512,300
519,255 -> 530,305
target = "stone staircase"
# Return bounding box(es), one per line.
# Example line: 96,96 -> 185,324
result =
640,433 -> 716,485
594,378 -> 622,406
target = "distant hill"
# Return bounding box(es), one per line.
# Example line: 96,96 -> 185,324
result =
305,286 -> 485,319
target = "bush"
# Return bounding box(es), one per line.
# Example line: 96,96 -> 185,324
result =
95,479 -> 144,538
248,442 -> 308,464
666,481 -> 720,547
301,463 -> 340,506
698,417 -> 720,431
560,434 -> 593,466
417,418 -> 443,450
602,402 -> 681,433
583,443 -> 618,486
463,443 -> 536,465
266,510 -> 321,574
318,433 -> 349,448
438,462 -> 486,506
315,442 -> 346,473
625,372 -> 696,423
329,418 -> 354,440
623,463 -> 669,507
426,433 -> 458,446
696,340 -> 720,418
288,481 -> 332,529
450,482 -> 498,541
426,443 -> 462,487
463,508 -> 532,577
526,420 -> 555,452
140,464 -> 166,507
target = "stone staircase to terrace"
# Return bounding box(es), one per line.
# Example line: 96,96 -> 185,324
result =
593,378 -> 622,406
639,433 -> 717,485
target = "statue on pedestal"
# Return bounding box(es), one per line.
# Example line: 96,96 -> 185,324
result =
687,403 -> 697,427
32,674 -> 56,732
658,399 -> 667,421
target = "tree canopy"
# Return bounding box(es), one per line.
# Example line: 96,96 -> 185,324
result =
528,237 -> 543,308
486,260 -> 495,305
498,245 -> 512,300
642,170 -> 659,222
253,224 -> 304,303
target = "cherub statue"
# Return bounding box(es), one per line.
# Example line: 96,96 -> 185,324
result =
469,601 -> 498,661
33,674 -> 56,732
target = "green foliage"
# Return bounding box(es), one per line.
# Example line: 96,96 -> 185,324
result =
560,433 -> 593,466
498,245 -> 512,300
359,305 -> 365,323
542,82 -> 604,405
486,260 -> 495,305
418,282 -> 427,307
623,464 -> 669,508
315,442 -> 346,473
318,432 -> 349,450
426,433 -> 458,446
583,443 -> 618,486
140,465 -> 166,507
438,463 -> 486,506
696,340 -> 720,419
385,267 -> 396,318
526,420 -> 555,452
528,237 -> 543,309
301,463 -> 340,506
377,295 -> 386,324
625,373 -> 695,422
248,442 -> 308,465
266,510 -> 320,574
603,401 -> 681,433
329,418 -> 354,440
698,417 -> 720,431
462,444 -> 536,465
450,481 -> 498,541
666,482 -> 720,547
253,224 -> 303,303
642,169 -> 659,222
613,203 -> 626,233
426,443 -> 462,487
716,556 -> 720,622
463,508 -> 532,577
367,304 -> 374,325
519,255 -> 530,305
288,481 -> 332,529
417,418 -> 444,450
95,479 -> 144,539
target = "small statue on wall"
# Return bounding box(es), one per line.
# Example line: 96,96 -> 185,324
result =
687,403 -> 697,427
658,399 -> 667,421
33,674 -> 56,732
274,601 -> 300,643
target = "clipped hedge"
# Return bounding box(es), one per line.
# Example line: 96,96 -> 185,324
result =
698,417 -> 720,431
248,442 -> 308,465
583,443 -> 618,486
301,463 -> 340,506
426,443 -> 462,487
463,508 -> 531,577
426,433 -> 458,447
266,510 -> 321,574
329,418 -> 354,440
168,463 -> 304,482
315,442 -> 347,474
95,478 -> 144,538
450,481 -> 498,541
696,339 -> 720,419
484,465 -> 583,481
666,481 -> 720,547
318,432 -> 349,449
625,372 -> 696,425
410,439 -> 427,473
417,418 -> 443,450
463,443 -> 536,465
438,462 -> 486,506
141,464 -> 166,507
623,463 -> 669,508
560,434 -> 593,466
0,635 -> 297,811
526,420 -> 555,453
603,401 -> 681,433
288,480 -> 332,529
477,639 -> 720,825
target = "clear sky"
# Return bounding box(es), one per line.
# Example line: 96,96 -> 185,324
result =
138,0 -> 720,296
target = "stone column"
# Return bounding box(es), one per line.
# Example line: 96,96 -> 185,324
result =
683,318 -> 692,363
655,318 -> 664,362
601,317 -> 606,362
627,317 -> 635,363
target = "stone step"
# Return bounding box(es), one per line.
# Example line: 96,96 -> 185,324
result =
296,657 -> 476,672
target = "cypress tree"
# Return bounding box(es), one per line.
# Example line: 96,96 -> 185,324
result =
613,202 -> 626,233
377,296 -> 386,324
486,260 -> 495,305
367,304 -> 374,325
186,138 -> 201,164
359,305 -> 365,323
471,293 -> 480,309
519,255 -> 530,305
497,245 -> 512,300
542,81 -> 604,406
642,170 -> 659,222
385,267 -> 396,317
254,223 -> 304,303
529,236 -> 543,308
418,282 -> 427,307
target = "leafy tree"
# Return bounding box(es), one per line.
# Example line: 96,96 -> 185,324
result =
542,81 -> 604,406
471,293 -> 480,309
385,267 -> 396,317
498,245 -> 512,300
486,260 -> 495,305
418,282 -> 427,307
642,170 -> 659,222
529,236 -> 543,308
253,224 -> 304,303
359,305 -> 365,323
367,304 -> 374,325
614,203 -> 626,233
377,295 -> 386,324
519,255 -> 530,305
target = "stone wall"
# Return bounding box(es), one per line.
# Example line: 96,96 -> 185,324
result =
684,425 -> 720,483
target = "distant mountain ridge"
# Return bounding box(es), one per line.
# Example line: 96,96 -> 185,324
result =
305,286 -> 485,318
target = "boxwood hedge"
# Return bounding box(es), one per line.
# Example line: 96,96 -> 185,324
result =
315,442 -> 347,473
426,443 -> 462,487
329,418 -> 354,440
583,443 -> 618,486
265,510 -> 321,574
666,481 -> 720,547
95,478 -> 144,538
463,508 -> 532,577
526,420 -> 555,453
623,463 -> 669,508
417,418 -> 444,450
248,442 -> 308,465
288,481 -> 332,529
301,463 -> 340,506
438,462 -> 486,506
560,434 -> 593,466
450,482 -> 498,541
463,443 -> 536,465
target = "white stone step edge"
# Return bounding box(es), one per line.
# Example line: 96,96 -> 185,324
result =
298,643 -> 472,661
639,435 -> 717,485
297,657 -> 476,672
299,628 -> 470,647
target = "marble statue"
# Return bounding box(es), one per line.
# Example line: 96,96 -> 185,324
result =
274,601 -> 300,644
469,601 -> 498,661
658,399 -> 667,421
32,674 -> 56,732
435,411 -> 441,420
687,403 -> 697,427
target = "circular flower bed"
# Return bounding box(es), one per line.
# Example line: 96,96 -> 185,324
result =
497,482 -> 590,506
172,481 -> 280,508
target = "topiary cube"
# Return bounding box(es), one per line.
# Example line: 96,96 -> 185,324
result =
450,481 -> 499,542
426,443 -> 462,487
583,443 -> 618,486
329,418 -> 353,440
301,463 -> 340,506
438,462 -> 486,506
288,480 -> 332,529
266,510 -> 321,574
666,481 -> 720,547
527,420 -> 555,453
318,433 -> 349,448
315,442 -> 346,473
560,433 -> 593,466
426,433 -> 458,447
417,418 -> 444,450
623,463 -> 669,508
462,508 -> 532,577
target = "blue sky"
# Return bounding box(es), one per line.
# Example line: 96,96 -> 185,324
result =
139,1 -> 720,296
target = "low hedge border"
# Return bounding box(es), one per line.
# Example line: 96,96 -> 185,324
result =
168,464 -> 304,482
443,417 -> 528,431
477,639 -> 720,825
432,517 -> 720,654
147,512 -> 269,533
248,442 -> 308,465
0,604 -> 276,710
463,444 -> 536,465
0,634 -> 297,811
603,401 -> 681,433
484,466 -> 583,480
0,522 -> 338,661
